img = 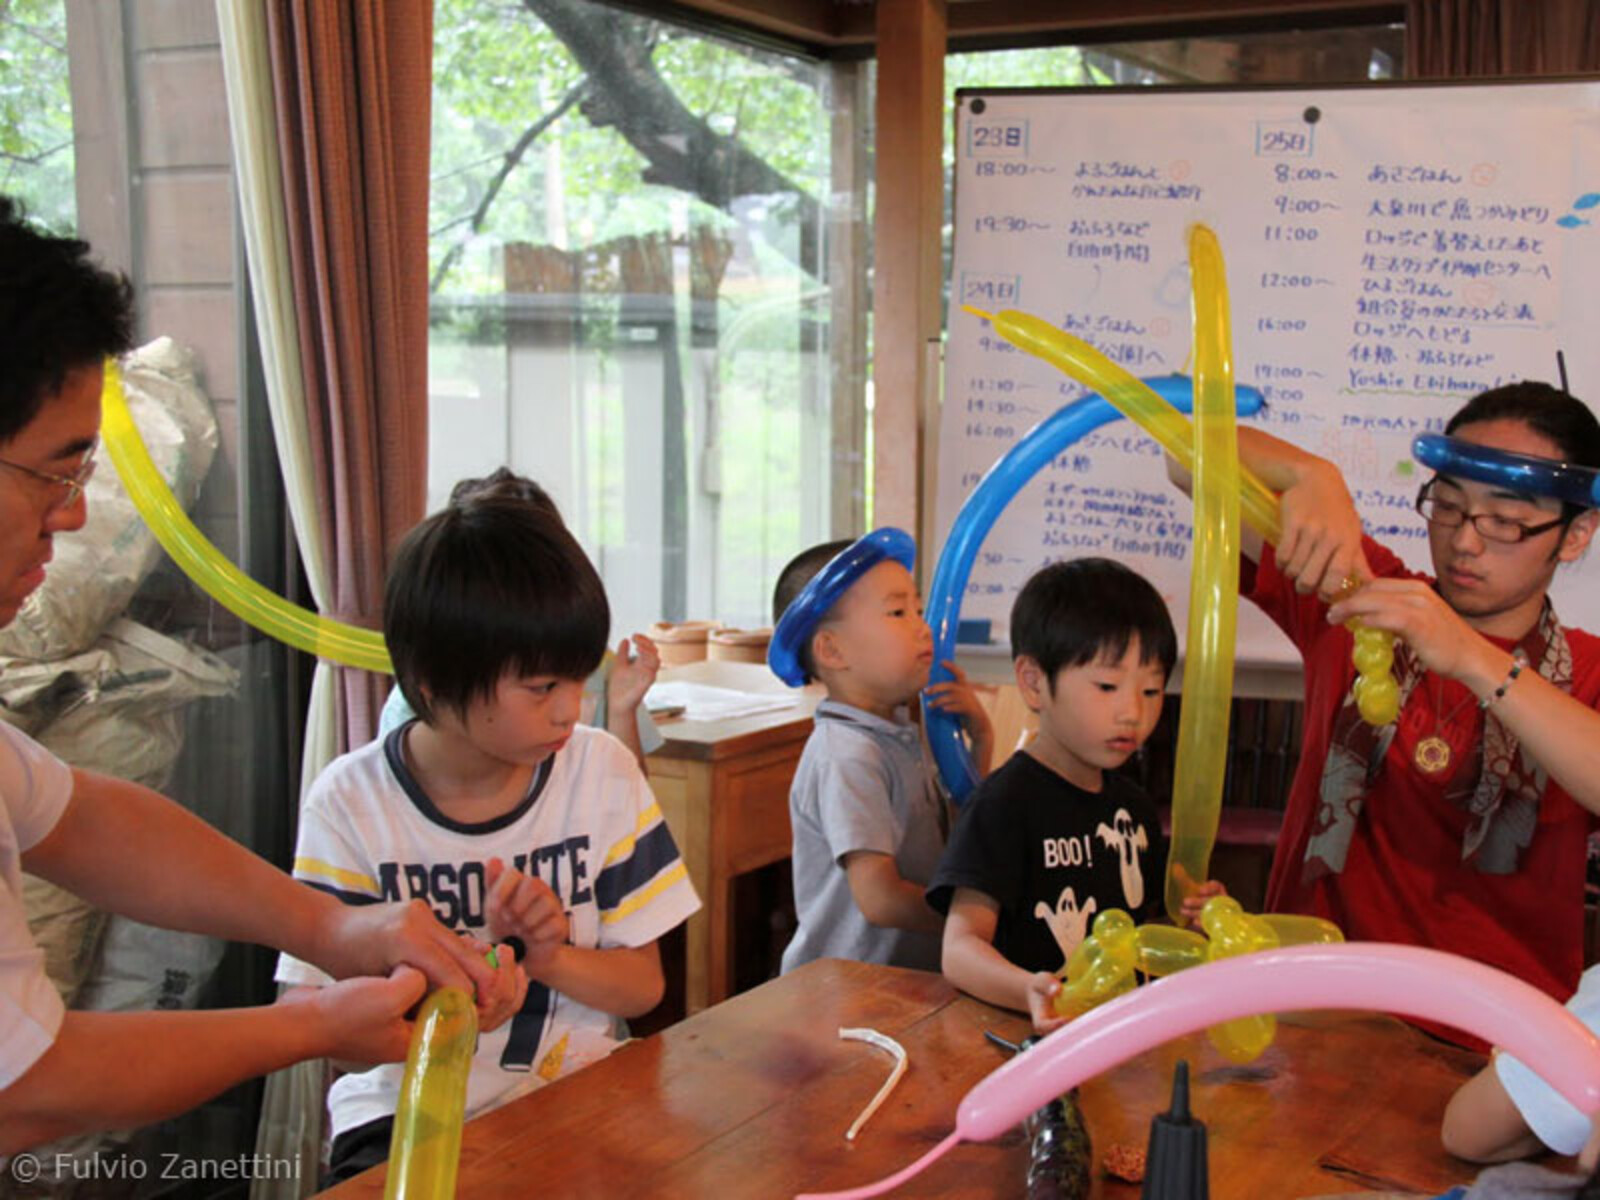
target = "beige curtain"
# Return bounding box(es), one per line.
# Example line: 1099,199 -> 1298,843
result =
225,2 -> 433,1190
1407,0 -> 1600,76
266,0 -> 434,748
216,6 -> 338,1197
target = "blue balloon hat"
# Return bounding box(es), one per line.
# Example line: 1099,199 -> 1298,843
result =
1412,432 -> 1600,510
768,527 -> 918,688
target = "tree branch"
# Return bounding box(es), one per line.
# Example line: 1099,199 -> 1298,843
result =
0,12 -> 68,55
521,0 -> 821,275
0,139 -> 72,167
430,80 -> 587,294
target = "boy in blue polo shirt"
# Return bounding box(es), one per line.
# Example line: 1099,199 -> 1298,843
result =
769,529 -> 993,973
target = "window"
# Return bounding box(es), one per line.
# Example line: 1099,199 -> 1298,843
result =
430,0 -> 869,638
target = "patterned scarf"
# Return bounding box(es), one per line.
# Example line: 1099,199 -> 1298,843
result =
1306,597 -> 1571,881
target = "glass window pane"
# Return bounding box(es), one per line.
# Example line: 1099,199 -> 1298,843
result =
431,1 -> 867,637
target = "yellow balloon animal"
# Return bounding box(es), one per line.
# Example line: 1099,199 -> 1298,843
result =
384,986 -> 478,1200
100,361 -> 393,673
1054,900 -> 1343,1063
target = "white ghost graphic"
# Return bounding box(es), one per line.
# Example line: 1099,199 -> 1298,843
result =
1095,807 -> 1149,909
1034,886 -> 1098,963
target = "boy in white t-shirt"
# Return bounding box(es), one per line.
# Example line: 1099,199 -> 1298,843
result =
278,498 -> 700,1183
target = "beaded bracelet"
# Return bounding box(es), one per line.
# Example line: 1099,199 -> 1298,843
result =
1481,656 -> 1526,710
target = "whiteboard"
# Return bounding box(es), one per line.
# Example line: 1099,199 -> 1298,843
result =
936,80 -> 1600,665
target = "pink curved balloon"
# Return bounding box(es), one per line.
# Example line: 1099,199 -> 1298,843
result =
960,943 -> 1600,1142
797,944 -> 1600,1200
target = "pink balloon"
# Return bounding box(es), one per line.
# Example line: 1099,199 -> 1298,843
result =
798,944 -> 1600,1200
959,943 -> 1600,1142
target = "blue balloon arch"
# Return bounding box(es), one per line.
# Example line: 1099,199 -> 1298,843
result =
923,375 -> 1265,803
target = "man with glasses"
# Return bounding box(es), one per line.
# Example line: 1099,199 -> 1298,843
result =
1171,381 -> 1600,1047
0,197 -> 506,1153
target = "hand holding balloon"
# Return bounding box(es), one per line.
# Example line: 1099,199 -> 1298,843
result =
1331,576 -> 1512,689
1046,900 -> 1344,1063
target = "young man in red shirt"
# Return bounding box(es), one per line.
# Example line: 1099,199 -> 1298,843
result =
1174,382 -> 1600,1040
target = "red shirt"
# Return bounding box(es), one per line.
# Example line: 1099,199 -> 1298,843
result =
1251,539 -> 1599,1040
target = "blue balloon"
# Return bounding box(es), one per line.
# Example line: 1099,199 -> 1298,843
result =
1412,433 -> 1600,510
923,375 -> 1265,804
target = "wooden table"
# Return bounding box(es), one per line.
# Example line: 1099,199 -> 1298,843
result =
320,958 -> 1485,1199
644,659 -> 820,1013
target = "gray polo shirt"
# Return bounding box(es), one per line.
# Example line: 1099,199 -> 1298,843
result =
779,699 -> 948,974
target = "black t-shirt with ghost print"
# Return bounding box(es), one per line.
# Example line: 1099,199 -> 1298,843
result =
927,750 -> 1165,974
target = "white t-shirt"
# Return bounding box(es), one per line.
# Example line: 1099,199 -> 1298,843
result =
0,723 -> 74,1088
1495,963 -> 1600,1155
276,723 -> 699,1139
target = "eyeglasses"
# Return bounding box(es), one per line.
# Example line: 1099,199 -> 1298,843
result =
1414,479 -> 1566,544
0,439 -> 98,514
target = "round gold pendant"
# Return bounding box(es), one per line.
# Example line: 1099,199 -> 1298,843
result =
1414,735 -> 1452,777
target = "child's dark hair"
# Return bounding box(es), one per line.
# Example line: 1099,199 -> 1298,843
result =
0,196 -> 135,441
385,498 -> 609,723
1011,558 -> 1177,685
448,467 -> 560,519
770,538 -> 852,683
1446,381 -> 1600,521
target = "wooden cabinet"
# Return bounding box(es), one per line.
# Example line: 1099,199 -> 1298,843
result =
644,660 -> 820,1013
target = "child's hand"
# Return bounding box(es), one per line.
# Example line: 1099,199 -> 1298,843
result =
1026,971 -> 1069,1037
609,634 -> 661,719
485,857 -> 568,973
453,930 -> 529,1032
925,661 -> 996,770
1178,879 -> 1227,930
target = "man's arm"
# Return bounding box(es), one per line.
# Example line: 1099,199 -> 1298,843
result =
0,968 -> 426,1154
22,769 -> 494,994
1167,426 -> 1372,593
1328,582 -> 1600,817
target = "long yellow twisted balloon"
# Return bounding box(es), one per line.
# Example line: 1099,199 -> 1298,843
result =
100,361 -> 393,674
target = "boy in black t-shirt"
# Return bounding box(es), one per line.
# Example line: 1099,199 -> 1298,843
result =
927,558 -> 1223,1034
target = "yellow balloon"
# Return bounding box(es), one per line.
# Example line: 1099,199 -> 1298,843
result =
959,307 -> 1283,543
1200,896 -> 1280,1063
100,361 -> 394,674
1356,673 -> 1402,724
1258,913 -> 1344,947
1209,1012 -> 1279,1063
1055,909 -> 1140,1017
1164,225 -> 1242,925
1133,924 -> 1209,977
385,987 -> 477,1200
